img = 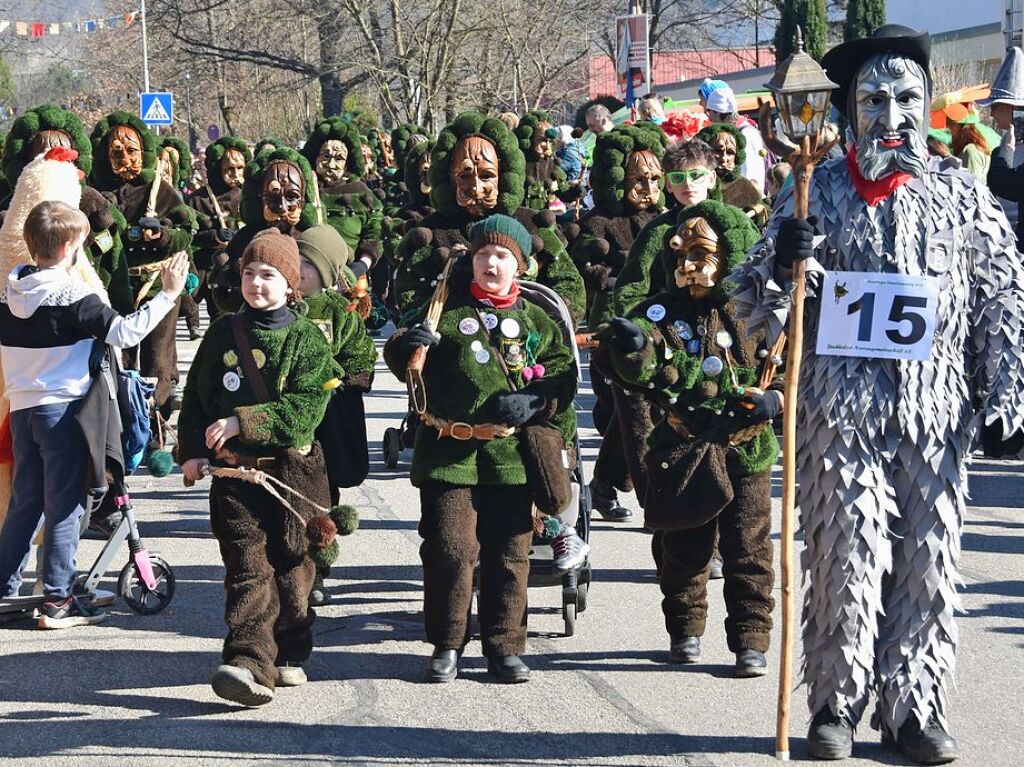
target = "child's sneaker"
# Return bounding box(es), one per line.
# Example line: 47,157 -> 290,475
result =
211,665 -> 274,706
36,594 -> 106,629
275,663 -> 307,687
552,524 -> 590,575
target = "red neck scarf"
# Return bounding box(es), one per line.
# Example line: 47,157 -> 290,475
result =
846,145 -> 914,206
470,280 -> 520,310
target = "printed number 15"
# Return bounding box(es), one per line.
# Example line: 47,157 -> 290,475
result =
847,293 -> 928,345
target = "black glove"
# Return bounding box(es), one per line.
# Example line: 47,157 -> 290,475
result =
350,259 -> 369,278
397,324 -> 438,362
724,390 -> 782,424
493,391 -> 547,427
609,317 -> 646,353
139,216 -> 162,234
981,420 -> 1024,458
775,215 -> 817,270
216,227 -> 236,244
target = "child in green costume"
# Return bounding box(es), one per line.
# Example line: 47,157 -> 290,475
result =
178,229 -> 340,707
296,224 -> 377,605
384,214 -> 586,684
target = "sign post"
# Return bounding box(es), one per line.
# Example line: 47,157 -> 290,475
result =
615,13 -> 651,105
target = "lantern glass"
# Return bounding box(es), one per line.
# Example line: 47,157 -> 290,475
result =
779,89 -> 830,141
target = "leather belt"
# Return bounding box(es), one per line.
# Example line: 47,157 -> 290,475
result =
215,449 -> 277,470
420,411 -> 517,441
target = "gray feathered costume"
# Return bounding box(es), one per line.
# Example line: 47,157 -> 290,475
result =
732,27 -> 1024,745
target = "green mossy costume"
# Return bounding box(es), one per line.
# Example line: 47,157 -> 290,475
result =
177,309 -> 338,691
158,135 -> 192,191
384,267 -> 577,486
515,110 -> 570,211
391,123 -> 431,179
696,123 -> 768,228
383,138 -> 436,268
570,123 -> 667,327
304,289 -> 377,389
189,136 -> 250,272
89,110 -> 197,300
394,112 -> 585,323
600,199 -> 775,651
301,116 -> 383,264
210,146 -> 320,314
3,105 -> 132,314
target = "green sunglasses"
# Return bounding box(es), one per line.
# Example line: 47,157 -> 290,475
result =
666,168 -> 712,185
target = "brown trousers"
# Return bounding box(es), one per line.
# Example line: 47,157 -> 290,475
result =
125,295 -> 180,413
659,467 -> 775,653
418,482 -> 533,658
209,447 -> 328,688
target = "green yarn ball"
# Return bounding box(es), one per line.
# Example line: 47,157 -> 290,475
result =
329,504 -> 359,536
147,449 -> 175,478
308,538 -> 340,569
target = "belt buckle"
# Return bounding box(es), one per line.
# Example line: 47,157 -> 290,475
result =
255,456 -> 276,470
448,422 -> 475,441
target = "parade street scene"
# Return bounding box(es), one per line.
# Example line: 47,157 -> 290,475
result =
0,0 -> 1022,765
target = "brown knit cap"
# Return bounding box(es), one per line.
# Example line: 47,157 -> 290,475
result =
240,229 -> 301,291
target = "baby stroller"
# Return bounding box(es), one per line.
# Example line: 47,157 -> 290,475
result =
0,349 -> 175,618
516,281 -> 592,637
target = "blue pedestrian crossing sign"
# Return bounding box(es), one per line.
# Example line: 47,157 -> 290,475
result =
140,92 -> 174,126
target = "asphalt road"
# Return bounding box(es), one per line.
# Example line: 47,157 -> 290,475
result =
0,317 -> 1021,767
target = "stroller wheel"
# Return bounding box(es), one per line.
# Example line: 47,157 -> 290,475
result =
383,427 -> 401,469
562,600 -> 577,637
119,555 -> 176,615
576,581 -> 588,613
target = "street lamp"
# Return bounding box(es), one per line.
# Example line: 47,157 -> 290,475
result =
761,26 -> 838,764
765,27 -> 838,143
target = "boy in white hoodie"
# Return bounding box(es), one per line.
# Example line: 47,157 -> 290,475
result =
0,200 -> 188,628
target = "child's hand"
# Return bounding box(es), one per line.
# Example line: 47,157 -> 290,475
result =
205,416 -> 241,451
181,458 -> 209,484
160,252 -> 190,298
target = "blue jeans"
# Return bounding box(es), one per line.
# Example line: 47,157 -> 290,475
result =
0,401 -> 86,599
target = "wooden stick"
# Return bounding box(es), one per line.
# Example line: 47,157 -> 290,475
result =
776,132 -> 817,761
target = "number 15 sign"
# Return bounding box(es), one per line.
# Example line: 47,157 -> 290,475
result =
815,271 -> 940,361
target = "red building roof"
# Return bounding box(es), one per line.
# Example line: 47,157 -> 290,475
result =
589,47 -> 775,99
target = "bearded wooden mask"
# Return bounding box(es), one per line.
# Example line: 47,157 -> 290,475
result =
157,146 -> 179,187
361,143 -> 376,174
710,132 -> 738,174
262,161 -> 305,229
624,150 -> 662,211
27,129 -> 73,161
108,126 -> 143,181
221,149 -> 245,189
452,135 -> 500,217
532,121 -> 555,159
315,139 -> 349,185
670,217 -> 722,299
378,132 -> 395,168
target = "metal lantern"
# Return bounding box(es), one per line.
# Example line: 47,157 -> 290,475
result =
765,28 -> 838,142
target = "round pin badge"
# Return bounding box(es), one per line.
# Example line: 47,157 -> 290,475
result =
482,313 -> 498,330
458,317 -> 480,335
470,340 -> 483,352
715,331 -> 733,350
674,320 -> 694,340
500,318 -> 521,338
696,323 -> 707,337
701,356 -> 724,377
251,349 -> 267,369
475,349 -> 491,364
223,371 -> 241,392
223,350 -> 239,368
646,304 -> 666,322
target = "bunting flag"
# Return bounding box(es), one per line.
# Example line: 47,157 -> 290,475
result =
0,9 -> 141,37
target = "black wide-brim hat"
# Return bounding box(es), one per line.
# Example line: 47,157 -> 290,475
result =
821,24 -> 931,115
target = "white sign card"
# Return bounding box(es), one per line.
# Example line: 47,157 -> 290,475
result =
815,271 -> 940,362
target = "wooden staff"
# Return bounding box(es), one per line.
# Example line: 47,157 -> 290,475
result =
776,130 -> 831,761
406,253 -> 457,415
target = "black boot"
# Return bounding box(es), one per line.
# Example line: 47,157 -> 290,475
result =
487,655 -> 530,683
883,714 -> 958,765
734,649 -> 768,678
669,636 -> 701,664
590,479 -> 633,522
806,707 -> 853,760
427,648 -> 459,683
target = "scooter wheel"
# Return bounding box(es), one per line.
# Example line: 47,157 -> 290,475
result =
119,554 -> 175,615
383,427 -> 401,469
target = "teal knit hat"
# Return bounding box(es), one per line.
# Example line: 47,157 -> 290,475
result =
469,214 -> 532,269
